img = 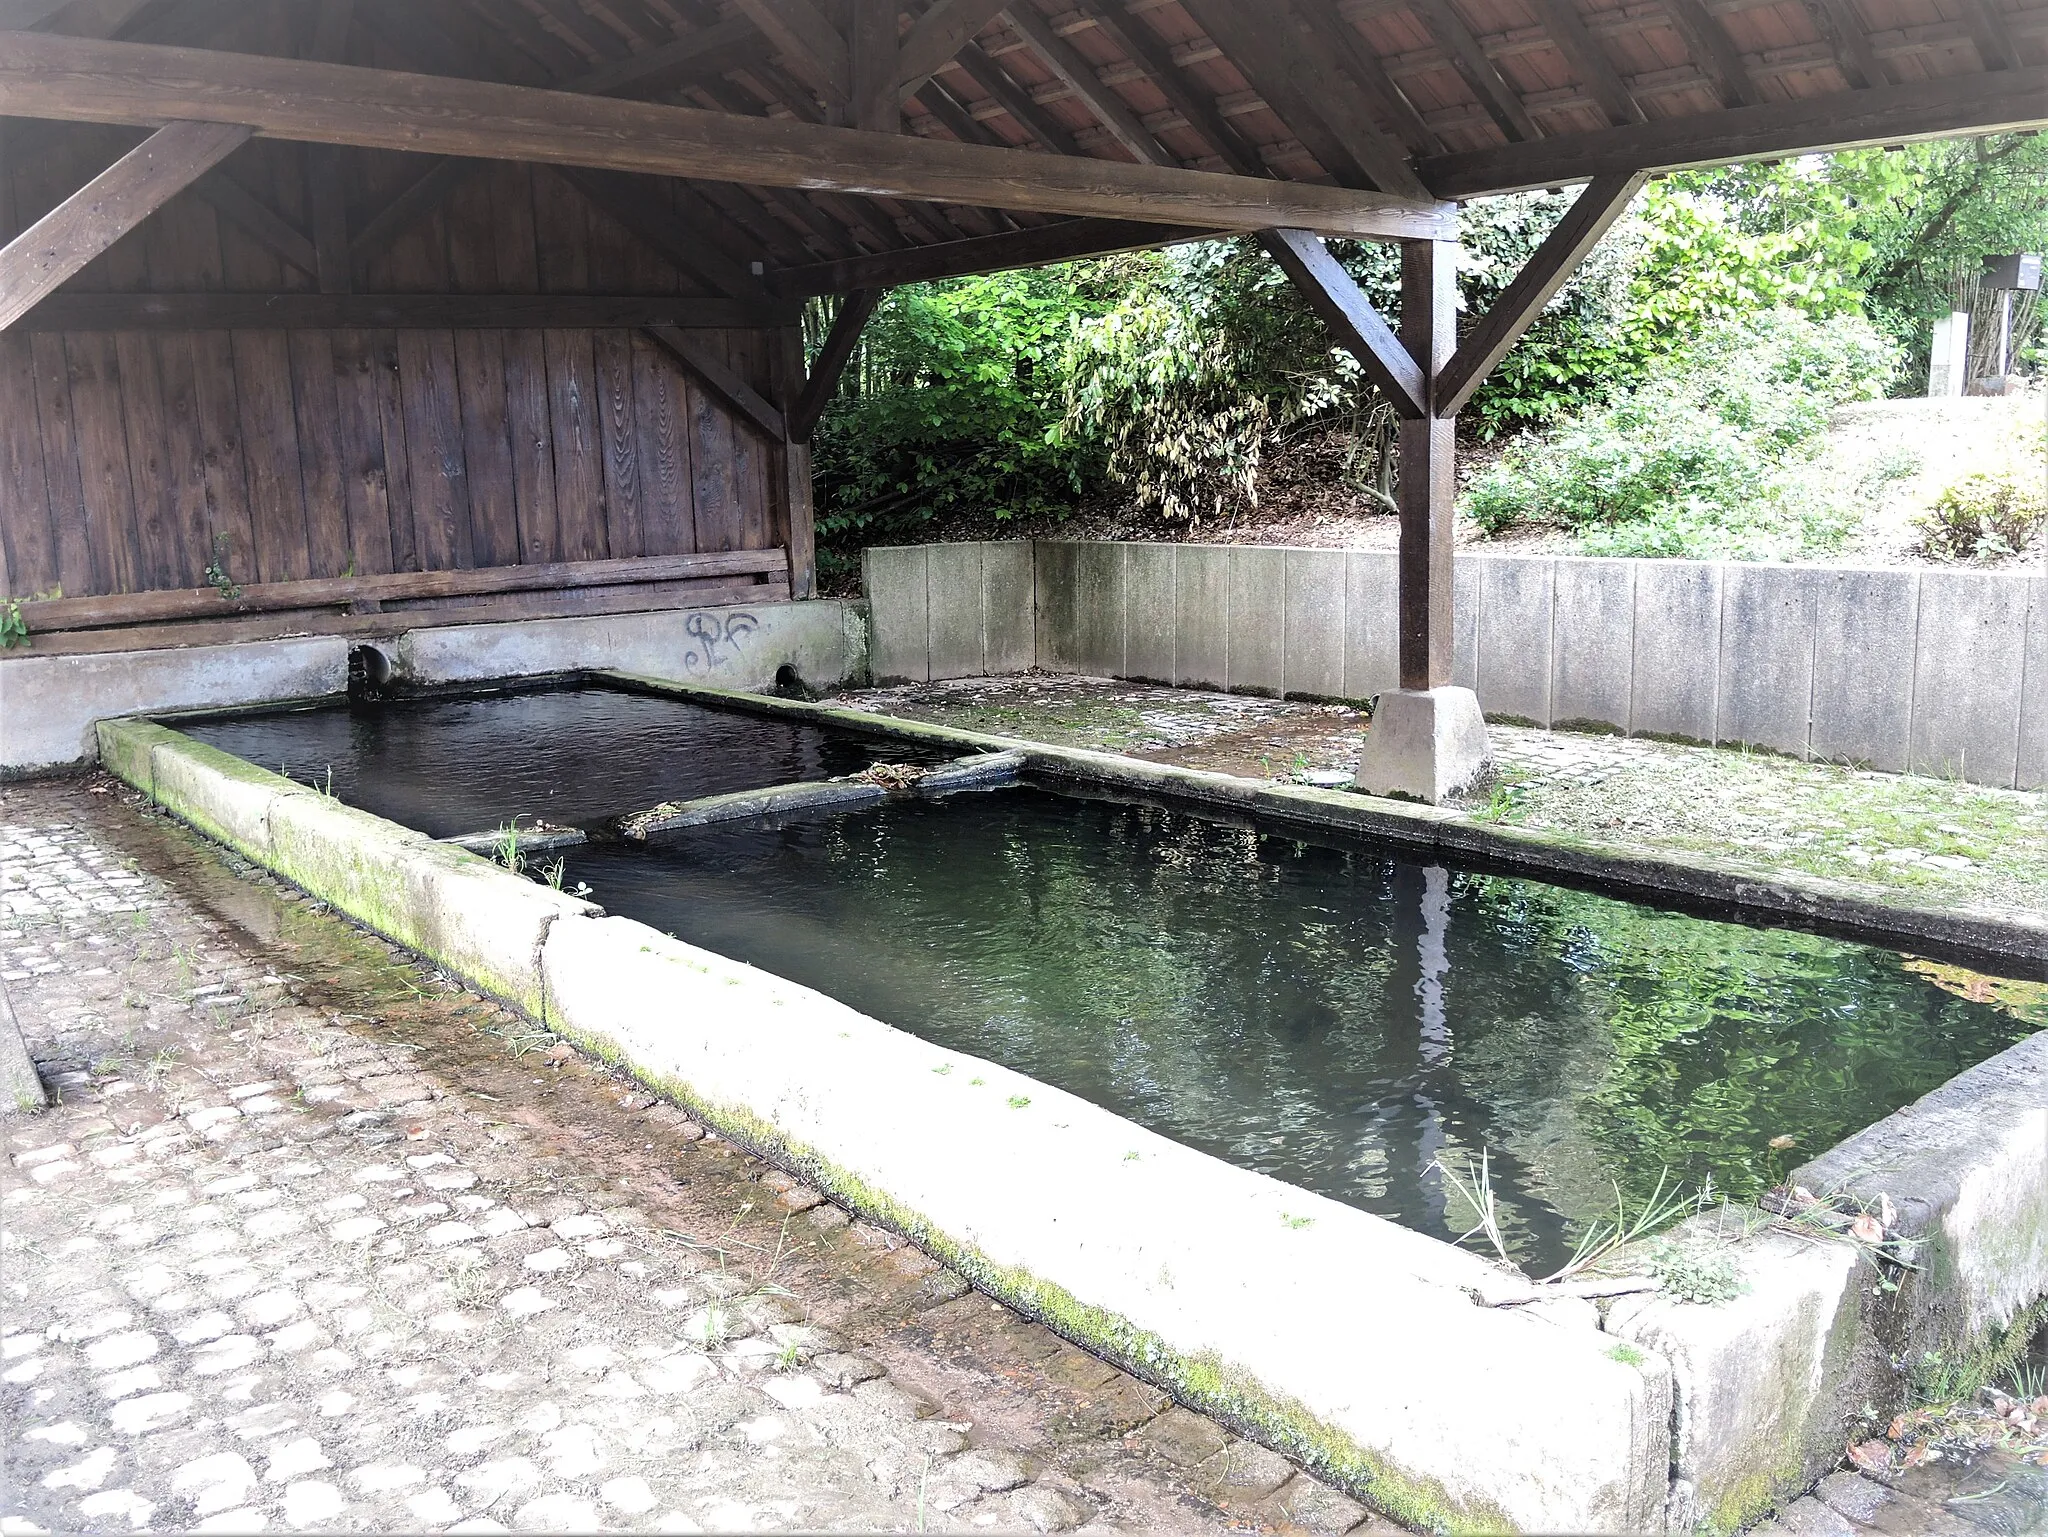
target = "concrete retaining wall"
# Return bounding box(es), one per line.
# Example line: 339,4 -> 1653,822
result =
0,599 -> 868,778
863,542 -> 2048,791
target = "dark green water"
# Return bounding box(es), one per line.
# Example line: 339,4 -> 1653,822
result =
184,686 -> 949,840
562,789 -> 2038,1271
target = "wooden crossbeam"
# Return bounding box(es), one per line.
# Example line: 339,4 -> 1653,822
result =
16,291 -> 802,328
789,286 -> 879,441
894,0 -> 1008,100
0,30 -> 1451,237
1434,171 -> 1644,416
774,214 -> 1210,295
1002,2 -> 1171,166
0,116 -> 250,330
1258,227 -> 1423,417
18,550 -> 788,631
1421,62 -> 2048,195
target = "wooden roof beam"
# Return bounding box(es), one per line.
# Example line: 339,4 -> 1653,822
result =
1422,62 -> 2048,196
1525,0 -> 1645,124
894,0 -> 1009,99
1408,0 -> 1540,142
1799,0 -> 1888,88
1956,0 -> 2022,70
731,0 -> 851,107
0,29 -> 1452,238
1659,0 -> 1762,107
1066,0 -> 1265,176
948,37 -> 1084,153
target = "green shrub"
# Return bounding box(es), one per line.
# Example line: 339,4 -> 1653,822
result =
1917,465 -> 2048,561
1464,309 -> 1898,558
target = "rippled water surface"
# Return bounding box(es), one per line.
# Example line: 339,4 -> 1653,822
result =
562,789 -> 2038,1270
186,686 -> 948,838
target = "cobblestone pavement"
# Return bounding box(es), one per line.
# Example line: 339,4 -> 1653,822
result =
839,675 -> 2048,927
0,777 -> 1383,1537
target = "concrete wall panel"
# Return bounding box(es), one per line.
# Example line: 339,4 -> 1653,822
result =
1174,545 -> 1231,691
1475,557 -> 1554,726
982,541 -> 1037,676
1033,541 -> 1085,673
1911,570 -> 2032,785
1282,549 -> 1345,699
0,636 -> 347,776
1452,557 -> 1481,693
1123,543 -> 1178,684
1551,558 -> 1634,732
1809,568 -> 1917,772
1631,561 -> 1722,741
1344,551 -> 1399,703
924,542 -> 987,680
1716,564 -> 1817,755
862,546 -> 931,685
2021,578 -> 2047,792
1227,548 -> 1288,696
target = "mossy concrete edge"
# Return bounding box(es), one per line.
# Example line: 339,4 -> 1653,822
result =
598,674 -> 2046,978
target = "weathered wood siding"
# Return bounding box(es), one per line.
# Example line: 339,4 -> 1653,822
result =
0,123 -> 785,602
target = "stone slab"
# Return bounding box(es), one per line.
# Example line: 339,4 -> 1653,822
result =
1548,557 -> 1634,732
1226,547 -> 1287,696
0,981 -> 44,1113
1631,561 -> 1723,742
982,542 -> 1036,676
1281,549 -> 1344,701
1909,570 -> 2032,785
1342,552 -> 1399,704
1717,563 -> 1818,756
1609,1225 -> 1873,1536
1475,556 -> 1554,726
1174,545 -> 1231,692
620,780 -> 888,837
1040,542 -> 1124,677
1808,568 -> 1917,772
863,546 -> 932,684
924,542 -> 987,682
0,636 -> 346,777
1032,540 -> 1084,673
1452,557 -> 1481,694
1123,544 -> 1177,684
1794,1030 -> 2048,1359
541,913 -> 1672,1534
2022,577 -> 2047,792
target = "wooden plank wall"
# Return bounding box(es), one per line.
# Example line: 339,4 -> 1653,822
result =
0,119 -> 785,603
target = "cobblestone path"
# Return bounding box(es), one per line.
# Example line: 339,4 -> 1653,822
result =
1,778 -> 1379,1536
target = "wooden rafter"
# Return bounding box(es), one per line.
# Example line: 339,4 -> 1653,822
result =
731,0 -> 850,106
1659,0 -> 1762,107
0,116 -> 250,330
1069,0 -> 1264,176
1002,2 -> 1172,166
1409,0 -> 1540,142
894,0 -> 1008,99
848,0 -> 898,130
1525,0 -> 1644,124
948,38 -> 1083,154
1292,0 -> 1442,159
1423,61 -> 2048,195
1956,0 -> 2023,69
1798,0 -> 1889,87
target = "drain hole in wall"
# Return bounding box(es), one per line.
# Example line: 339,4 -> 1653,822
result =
349,645 -> 393,701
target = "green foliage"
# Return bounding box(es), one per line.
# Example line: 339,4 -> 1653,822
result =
1640,1236 -> 1747,1306
0,599 -> 28,650
1917,462 -> 2048,562
1465,308 -> 1898,559
810,268 -> 1107,575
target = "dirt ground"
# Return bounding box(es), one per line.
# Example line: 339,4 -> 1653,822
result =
0,775 -> 1381,1536
835,674 -> 2048,931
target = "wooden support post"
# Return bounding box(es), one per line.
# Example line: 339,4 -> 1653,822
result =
0,118 -> 252,332
305,0 -> 353,293
773,325 -> 819,599
1397,237 -> 1456,692
848,0 -> 899,131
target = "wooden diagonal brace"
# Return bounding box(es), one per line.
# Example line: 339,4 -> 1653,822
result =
788,287 -> 880,441
0,117 -> 251,331
1260,227 -> 1424,419
1434,170 -> 1645,417
644,324 -> 789,441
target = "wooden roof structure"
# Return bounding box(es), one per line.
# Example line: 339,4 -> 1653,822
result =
1,0 -> 2043,700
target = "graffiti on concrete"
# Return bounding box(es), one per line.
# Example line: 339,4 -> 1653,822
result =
682,610 -> 760,673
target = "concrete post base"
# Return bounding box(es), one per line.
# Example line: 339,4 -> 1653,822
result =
1354,687 -> 1494,805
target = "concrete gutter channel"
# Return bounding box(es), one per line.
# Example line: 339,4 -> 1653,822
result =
96,691 -> 2048,1536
